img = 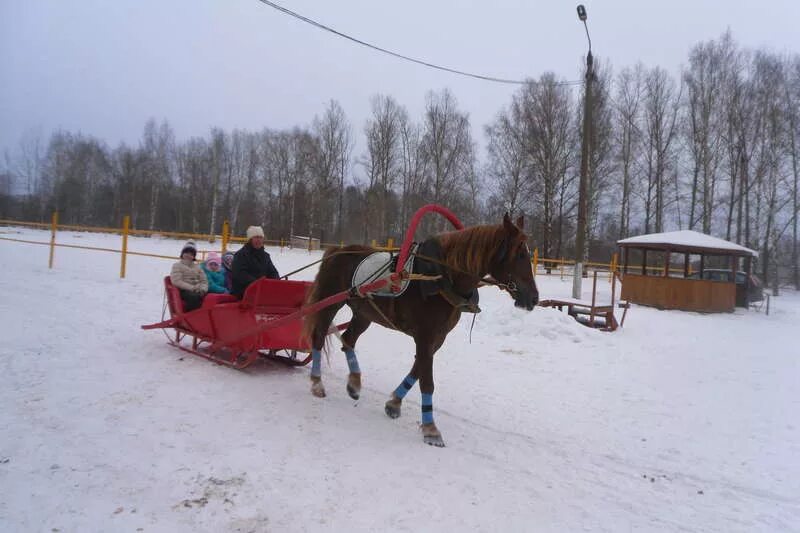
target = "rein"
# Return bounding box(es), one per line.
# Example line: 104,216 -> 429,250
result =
280,249 -> 370,279
409,251 -> 519,296
281,246 -> 519,298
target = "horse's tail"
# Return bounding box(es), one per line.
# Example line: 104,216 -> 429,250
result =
301,246 -> 341,347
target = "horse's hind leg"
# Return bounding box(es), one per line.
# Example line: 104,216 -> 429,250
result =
309,302 -> 345,398
340,313 -> 371,400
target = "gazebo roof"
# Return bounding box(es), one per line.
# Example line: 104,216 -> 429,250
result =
617,230 -> 758,257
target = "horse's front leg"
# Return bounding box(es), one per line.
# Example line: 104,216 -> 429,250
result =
385,342 -> 444,447
416,348 -> 444,447
385,358 -> 419,419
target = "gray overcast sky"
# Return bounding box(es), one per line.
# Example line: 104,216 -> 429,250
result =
1,0 -> 799,162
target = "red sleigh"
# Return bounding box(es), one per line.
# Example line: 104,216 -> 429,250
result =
142,277 -> 349,369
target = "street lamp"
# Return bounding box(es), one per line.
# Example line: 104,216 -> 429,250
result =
572,4 -> 594,299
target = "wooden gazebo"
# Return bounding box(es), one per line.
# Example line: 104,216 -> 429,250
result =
617,230 -> 758,313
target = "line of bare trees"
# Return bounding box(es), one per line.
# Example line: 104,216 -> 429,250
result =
1,90 -> 479,247
484,31 -> 799,290
1,32 -> 798,289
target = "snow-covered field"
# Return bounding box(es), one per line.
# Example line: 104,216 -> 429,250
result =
1,226 -> 798,532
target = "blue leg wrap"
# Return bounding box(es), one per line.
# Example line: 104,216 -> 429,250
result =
344,348 -> 360,374
421,393 -> 434,424
393,375 -> 417,400
311,349 -> 322,377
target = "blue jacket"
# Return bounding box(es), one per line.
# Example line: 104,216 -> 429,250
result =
202,263 -> 229,294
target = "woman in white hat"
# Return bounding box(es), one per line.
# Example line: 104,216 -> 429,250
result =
231,226 -> 280,297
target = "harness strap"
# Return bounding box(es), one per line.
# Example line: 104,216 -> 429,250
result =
365,296 -> 402,332
438,284 -> 481,313
410,251 -> 515,295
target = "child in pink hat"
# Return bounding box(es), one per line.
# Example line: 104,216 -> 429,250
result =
202,252 -> 228,294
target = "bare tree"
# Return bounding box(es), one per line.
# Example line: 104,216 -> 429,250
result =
421,89 -> 473,211
613,64 -> 644,238
718,45 -> 762,244
683,32 -> 735,233
786,55 -> 800,289
518,74 -> 575,258
207,128 -> 229,236
311,100 -> 352,244
226,129 -> 260,232
485,103 -> 531,218
261,128 -> 316,241
364,95 -> 406,239
399,117 -> 428,231
643,66 -> 680,233
14,129 -> 44,198
751,51 -> 789,288
140,119 -> 176,230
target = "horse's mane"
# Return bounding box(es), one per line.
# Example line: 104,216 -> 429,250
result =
436,224 -> 506,276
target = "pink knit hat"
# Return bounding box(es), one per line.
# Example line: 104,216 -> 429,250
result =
205,252 -> 221,267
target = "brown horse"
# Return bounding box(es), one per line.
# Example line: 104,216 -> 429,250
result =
301,213 -> 538,447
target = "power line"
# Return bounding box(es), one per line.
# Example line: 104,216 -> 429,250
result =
255,0 -> 583,87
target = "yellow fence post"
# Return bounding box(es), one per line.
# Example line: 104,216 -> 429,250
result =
308,236 -> 313,252
340,240 -> 344,248
48,211 -> 59,269
120,215 -> 130,278
371,239 -> 377,248
387,237 -> 394,249
532,248 -> 538,277
609,253 -> 618,283
221,220 -> 230,252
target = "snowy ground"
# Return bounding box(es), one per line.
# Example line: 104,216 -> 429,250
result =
1,226 -> 799,532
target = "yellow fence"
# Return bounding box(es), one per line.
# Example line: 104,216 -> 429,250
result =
1,213 -> 659,282
0,213 -> 220,277
0,213 -> 404,278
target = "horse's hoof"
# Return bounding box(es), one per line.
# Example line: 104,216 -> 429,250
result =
310,378 -> 326,398
346,384 -> 359,400
385,397 -> 402,419
421,423 -> 445,447
423,435 -> 446,447
346,373 -> 361,400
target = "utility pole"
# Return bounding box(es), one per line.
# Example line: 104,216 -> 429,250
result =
572,4 -> 594,299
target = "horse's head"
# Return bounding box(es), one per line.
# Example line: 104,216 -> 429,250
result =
489,213 -> 539,311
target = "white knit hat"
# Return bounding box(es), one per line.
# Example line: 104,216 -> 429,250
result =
180,240 -> 197,257
246,226 -> 265,240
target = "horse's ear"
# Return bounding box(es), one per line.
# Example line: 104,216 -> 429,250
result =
502,212 -> 518,234
515,215 -> 524,230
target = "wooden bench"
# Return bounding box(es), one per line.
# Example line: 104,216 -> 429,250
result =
537,271 -> 628,332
